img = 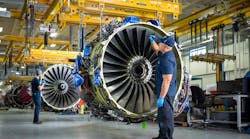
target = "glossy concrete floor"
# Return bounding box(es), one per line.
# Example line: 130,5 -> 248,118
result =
0,109 -> 249,139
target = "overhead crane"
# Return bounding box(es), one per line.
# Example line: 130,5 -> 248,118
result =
8,0 -> 182,46
22,48 -> 80,65
59,0 -> 181,22
164,0 -> 250,37
0,48 -> 80,65
4,0 -> 182,66
10,0 -> 181,28
0,35 -> 70,48
0,35 -> 77,64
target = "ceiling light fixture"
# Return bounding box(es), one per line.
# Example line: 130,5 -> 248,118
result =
0,27 -> 3,32
0,7 -> 7,12
50,44 -> 56,47
49,32 -> 58,38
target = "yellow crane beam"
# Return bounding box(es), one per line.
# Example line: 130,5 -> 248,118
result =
58,14 -> 110,25
7,75 -> 33,82
13,45 -> 25,49
19,0 -> 28,19
1,49 -> 80,65
33,0 -> 51,4
3,41 -> 14,63
5,75 -> 33,85
15,47 -> 25,62
82,6 -> 157,19
10,0 -> 181,29
75,0 -> 180,24
21,49 -> 81,65
10,9 -> 43,19
58,13 -> 124,31
164,0 -> 249,35
44,0 -> 66,25
84,0 -> 181,16
0,35 -> 70,48
176,6 -> 250,37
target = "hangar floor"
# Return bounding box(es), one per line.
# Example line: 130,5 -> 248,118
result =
0,109 -> 249,139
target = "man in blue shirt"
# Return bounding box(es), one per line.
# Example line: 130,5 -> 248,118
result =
31,69 -> 45,124
149,35 -> 177,139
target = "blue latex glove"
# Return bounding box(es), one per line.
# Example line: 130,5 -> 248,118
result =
157,96 -> 164,108
149,35 -> 156,44
40,79 -> 46,85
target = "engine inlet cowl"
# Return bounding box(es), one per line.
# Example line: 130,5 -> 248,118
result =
90,23 -> 183,119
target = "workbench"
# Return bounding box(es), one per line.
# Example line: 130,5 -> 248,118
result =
208,94 -> 250,132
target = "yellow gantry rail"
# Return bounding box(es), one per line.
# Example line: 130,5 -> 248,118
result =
22,49 -> 80,65
44,0 -> 66,25
0,35 -> 73,64
0,48 -> 81,65
5,75 -> 33,85
0,35 -> 70,46
7,75 -> 33,82
0,35 -> 70,49
65,0 -> 181,26
164,0 -> 250,36
10,0 -> 181,26
57,14 -> 112,31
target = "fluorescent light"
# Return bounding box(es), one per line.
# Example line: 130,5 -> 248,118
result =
0,27 -> 3,32
49,32 -> 58,38
16,72 -> 20,75
21,65 -> 25,69
50,44 -> 56,47
0,7 -> 7,12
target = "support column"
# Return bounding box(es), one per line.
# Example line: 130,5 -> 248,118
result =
216,29 -> 222,82
26,66 -> 29,76
69,25 -> 74,48
4,62 -> 7,76
248,36 -> 250,70
30,4 -> 35,47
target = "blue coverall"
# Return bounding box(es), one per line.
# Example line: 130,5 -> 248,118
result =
31,77 -> 41,123
154,50 -> 177,139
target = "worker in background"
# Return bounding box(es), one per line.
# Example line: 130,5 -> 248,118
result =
31,69 -> 45,124
149,35 -> 177,139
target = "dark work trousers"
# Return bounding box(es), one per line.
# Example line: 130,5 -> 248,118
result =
32,92 -> 41,122
157,96 -> 175,139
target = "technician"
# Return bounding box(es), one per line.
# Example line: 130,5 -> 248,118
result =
31,69 -> 45,124
149,35 -> 177,139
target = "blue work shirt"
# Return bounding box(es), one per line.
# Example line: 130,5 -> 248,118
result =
154,50 -> 177,97
31,77 -> 40,94
245,71 -> 250,78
